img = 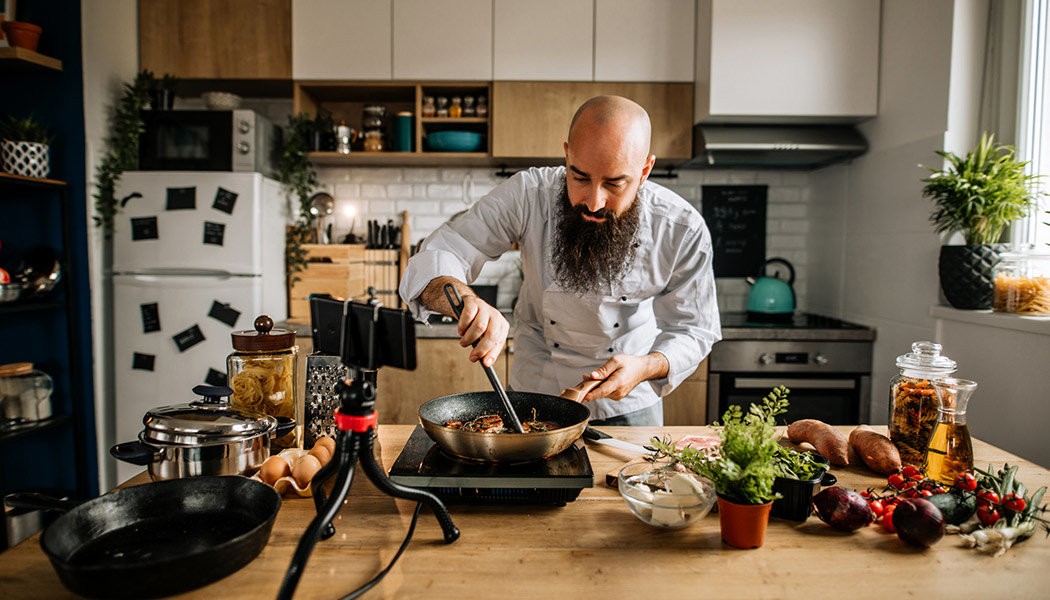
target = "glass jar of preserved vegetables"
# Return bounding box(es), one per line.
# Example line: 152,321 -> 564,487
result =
227,315 -> 300,449
889,341 -> 956,466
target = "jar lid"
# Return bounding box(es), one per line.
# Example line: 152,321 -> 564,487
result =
0,362 -> 33,377
231,315 -> 296,351
896,341 -> 956,375
141,384 -> 276,446
397,111 -> 413,117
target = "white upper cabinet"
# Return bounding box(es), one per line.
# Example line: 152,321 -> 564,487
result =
392,0 -> 493,80
594,0 -> 696,82
493,0 -> 593,81
697,0 -> 880,122
292,0 -> 392,80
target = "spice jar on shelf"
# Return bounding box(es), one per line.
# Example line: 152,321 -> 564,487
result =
462,96 -> 476,117
449,96 -> 462,118
227,316 -> 300,449
436,96 -> 449,118
422,96 -> 436,118
993,251 -> 1050,314
888,341 -> 957,467
476,95 -> 488,118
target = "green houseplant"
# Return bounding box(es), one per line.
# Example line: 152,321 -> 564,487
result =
651,386 -> 789,548
93,69 -> 153,236
1,114 -> 52,178
277,112 -> 320,282
923,133 -> 1045,309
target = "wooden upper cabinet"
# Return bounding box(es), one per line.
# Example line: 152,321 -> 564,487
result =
493,0 -> 593,81
292,0 -> 391,80
594,0 -> 695,82
392,0 -> 492,80
138,0 -> 291,79
492,81 -> 693,160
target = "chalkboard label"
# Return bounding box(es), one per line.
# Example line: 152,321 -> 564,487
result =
141,302 -> 161,333
166,187 -> 196,210
701,185 -> 767,277
208,300 -> 240,327
203,221 -> 225,246
132,352 -> 155,371
205,368 -> 228,387
173,324 -> 205,352
131,216 -> 159,241
213,187 -> 238,214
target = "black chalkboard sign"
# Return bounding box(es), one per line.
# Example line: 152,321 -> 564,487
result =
701,185 -> 767,277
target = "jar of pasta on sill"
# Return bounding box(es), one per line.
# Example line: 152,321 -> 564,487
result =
228,315 -> 300,449
993,251 -> 1050,315
888,341 -> 956,467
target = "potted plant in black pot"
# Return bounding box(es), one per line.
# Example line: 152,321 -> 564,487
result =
923,133 -> 1044,309
1,114 -> 51,179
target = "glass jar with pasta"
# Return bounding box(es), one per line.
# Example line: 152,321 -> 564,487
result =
227,315 -> 300,449
889,341 -> 957,466
993,251 -> 1050,315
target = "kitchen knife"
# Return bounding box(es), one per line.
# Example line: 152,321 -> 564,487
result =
582,427 -> 651,455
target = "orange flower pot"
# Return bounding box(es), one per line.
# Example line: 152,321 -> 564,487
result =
717,494 -> 773,549
2,21 -> 42,52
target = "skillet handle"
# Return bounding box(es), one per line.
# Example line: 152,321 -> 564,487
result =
273,417 -> 296,438
560,379 -> 603,402
5,492 -> 78,513
110,441 -> 160,466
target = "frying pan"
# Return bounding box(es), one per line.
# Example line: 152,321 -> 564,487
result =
418,380 -> 601,462
4,476 -> 280,599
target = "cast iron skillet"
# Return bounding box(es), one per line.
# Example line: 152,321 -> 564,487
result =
5,475 -> 280,599
418,381 -> 599,462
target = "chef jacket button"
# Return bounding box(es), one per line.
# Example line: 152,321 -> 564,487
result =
553,342 -> 560,348
608,347 -> 614,352
620,296 -> 627,301
550,320 -> 556,325
614,322 -> 619,328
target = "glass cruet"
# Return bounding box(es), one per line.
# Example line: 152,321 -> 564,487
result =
923,377 -> 977,485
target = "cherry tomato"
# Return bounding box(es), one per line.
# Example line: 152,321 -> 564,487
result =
860,490 -> 872,499
881,504 -> 897,532
920,489 -> 933,497
977,489 -> 1000,508
868,499 -> 885,517
977,504 -> 1000,526
902,465 -> 922,479
887,473 -> 906,489
953,472 -> 977,492
1002,493 -> 1027,513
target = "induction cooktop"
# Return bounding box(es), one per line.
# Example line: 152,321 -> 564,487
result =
721,311 -> 871,329
387,425 -> 594,505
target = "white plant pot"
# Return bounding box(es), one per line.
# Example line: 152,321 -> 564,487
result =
1,140 -> 51,178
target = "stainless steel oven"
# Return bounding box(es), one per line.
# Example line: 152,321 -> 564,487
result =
707,315 -> 875,425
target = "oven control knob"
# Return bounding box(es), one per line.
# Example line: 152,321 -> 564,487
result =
236,141 -> 251,154
814,354 -> 829,366
238,120 -> 252,134
759,353 -> 774,365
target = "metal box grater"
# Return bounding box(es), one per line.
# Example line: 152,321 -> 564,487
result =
304,354 -> 350,448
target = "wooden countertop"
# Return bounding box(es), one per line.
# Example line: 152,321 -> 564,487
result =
2,426 -> 1049,599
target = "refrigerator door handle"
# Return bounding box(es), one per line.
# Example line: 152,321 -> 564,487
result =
113,269 -> 259,279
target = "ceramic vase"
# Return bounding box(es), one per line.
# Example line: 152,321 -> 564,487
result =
1,140 -> 50,179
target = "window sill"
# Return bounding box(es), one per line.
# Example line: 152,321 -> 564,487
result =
930,305 -> 1050,336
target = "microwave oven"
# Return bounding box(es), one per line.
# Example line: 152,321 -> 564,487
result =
138,109 -> 283,177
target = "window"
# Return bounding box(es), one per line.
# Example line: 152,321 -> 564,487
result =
1018,0 -> 1050,247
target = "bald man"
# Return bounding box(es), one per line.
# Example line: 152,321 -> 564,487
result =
399,96 -> 721,425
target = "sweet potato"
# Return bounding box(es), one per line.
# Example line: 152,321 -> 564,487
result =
848,424 -> 901,475
786,419 -> 849,465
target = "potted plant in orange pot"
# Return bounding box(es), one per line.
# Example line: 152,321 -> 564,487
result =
652,387 -> 788,549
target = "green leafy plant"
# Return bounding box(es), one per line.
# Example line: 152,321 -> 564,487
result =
92,70 -> 153,236
923,133 -> 1046,245
651,386 -> 790,505
773,444 -> 827,481
0,114 -> 51,144
276,112 -> 320,282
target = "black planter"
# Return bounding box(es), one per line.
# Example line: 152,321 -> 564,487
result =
938,244 -> 1006,310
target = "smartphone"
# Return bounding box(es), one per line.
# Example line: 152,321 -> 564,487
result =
310,295 -> 416,371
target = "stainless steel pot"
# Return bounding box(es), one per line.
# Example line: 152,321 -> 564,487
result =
111,384 -> 294,481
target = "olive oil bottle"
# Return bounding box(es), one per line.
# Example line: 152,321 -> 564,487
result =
923,377 -> 977,485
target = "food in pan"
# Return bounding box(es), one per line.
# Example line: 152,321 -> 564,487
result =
445,408 -> 560,433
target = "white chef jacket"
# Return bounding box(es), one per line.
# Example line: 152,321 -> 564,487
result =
399,166 -> 721,420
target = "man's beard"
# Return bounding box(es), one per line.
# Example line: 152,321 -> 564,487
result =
551,180 -> 640,294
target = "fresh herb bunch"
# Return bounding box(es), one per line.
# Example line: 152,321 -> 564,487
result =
0,114 -> 51,144
277,112 -> 320,282
923,133 -> 1045,245
651,386 -> 790,505
773,444 -> 827,481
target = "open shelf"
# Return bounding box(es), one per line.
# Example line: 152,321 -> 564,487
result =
0,414 -> 72,446
0,47 -> 62,72
0,172 -> 67,188
309,151 -> 494,168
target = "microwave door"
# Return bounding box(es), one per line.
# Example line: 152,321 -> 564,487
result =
139,110 -> 234,171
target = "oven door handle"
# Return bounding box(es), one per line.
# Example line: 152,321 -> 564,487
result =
732,377 -> 856,390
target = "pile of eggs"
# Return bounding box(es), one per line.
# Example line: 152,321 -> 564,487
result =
255,436 -> 336,496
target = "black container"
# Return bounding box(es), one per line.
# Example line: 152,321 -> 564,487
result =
771,454 -> 831,521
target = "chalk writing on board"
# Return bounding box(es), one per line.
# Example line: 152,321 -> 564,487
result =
701,185 -> 768,277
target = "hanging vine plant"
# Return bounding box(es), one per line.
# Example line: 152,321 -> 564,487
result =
92,70 -> 157,236
277,112 -> 319,283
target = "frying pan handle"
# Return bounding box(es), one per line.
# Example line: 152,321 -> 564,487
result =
110,440 -> 160,466
4,492 -> 78,513
560,379 -> 603,402
273,417 -> 296,438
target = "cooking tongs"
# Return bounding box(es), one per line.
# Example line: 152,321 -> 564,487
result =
443,283 -> 525,433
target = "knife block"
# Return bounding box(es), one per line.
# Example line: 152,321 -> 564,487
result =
364,249 -> 401,309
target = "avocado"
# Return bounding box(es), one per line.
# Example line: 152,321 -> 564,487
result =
926,489 -> 977,525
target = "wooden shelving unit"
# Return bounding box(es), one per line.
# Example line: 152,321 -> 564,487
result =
0,47 -> 62,72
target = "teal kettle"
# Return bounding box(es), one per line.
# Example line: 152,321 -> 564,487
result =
746,258 -> 796,323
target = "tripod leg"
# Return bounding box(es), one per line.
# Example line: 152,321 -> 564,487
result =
358,430 -> 460,543
311,430 -> 351,539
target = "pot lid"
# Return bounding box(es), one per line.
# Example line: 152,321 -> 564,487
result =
231,315 -> 296,351
895,341 -> 957,375
141,384 -> 276,446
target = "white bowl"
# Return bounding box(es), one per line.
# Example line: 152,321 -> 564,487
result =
202,91 -> 242,110
617,462 -> 716,529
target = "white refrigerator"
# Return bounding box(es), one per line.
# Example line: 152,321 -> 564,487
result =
110,171 -> 288,485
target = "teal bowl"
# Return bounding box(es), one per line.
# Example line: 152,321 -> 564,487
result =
426,131 -> 483,152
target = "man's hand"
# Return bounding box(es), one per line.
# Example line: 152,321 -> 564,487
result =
579,352 -> 669,402
421,276 -> 509,368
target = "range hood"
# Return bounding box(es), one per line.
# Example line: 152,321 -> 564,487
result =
682,124 -> 868,169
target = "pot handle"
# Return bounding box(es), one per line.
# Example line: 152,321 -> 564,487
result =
273,416 -> 296,438
110,440 -> 160,466
4,492 -> 78,514
821,472 -> 837,486
560,379 -> 603,402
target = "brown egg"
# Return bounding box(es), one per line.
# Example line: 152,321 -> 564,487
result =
258,455 -> 291,485
308,443 -> 332,466
315,436 -> 336,455
292,454 -> 323,488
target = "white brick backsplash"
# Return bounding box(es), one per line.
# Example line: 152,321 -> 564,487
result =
401,200 -> 441,216
412,184 -> 429,197
768,234 -> 807,249
367,200 -> 396,214
426,183 -> 464,198
779,172 -> 810,186
386,183 -> 414,197
348,167 -> 402,182
402,168 -> 437,182
360,184 -> 387,198
779,220 -> 810,234
768,203 -> 807,219
440,168 -> 473,182
771,186 -> 803,203
333,183 -> 360,198
728,171 -> 758,184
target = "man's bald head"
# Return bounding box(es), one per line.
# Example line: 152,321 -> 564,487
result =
567,96 -> 652,162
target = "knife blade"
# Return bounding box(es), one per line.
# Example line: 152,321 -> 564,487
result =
582,427 -> 650,455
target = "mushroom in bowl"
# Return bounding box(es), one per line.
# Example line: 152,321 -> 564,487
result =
617,461 -> 717,528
